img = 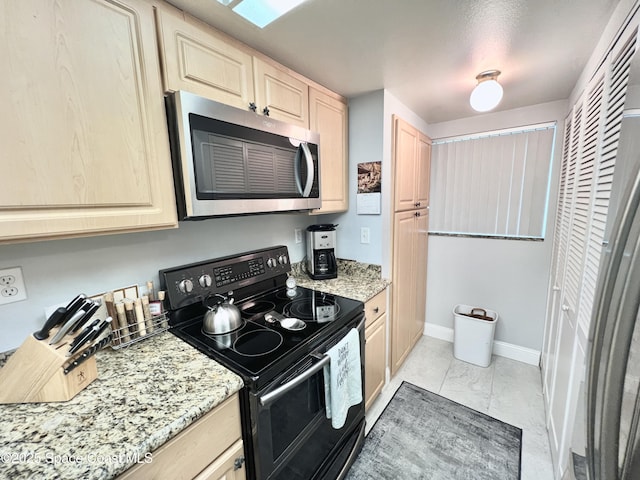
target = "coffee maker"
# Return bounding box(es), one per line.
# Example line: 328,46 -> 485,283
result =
306,224 -> 338,280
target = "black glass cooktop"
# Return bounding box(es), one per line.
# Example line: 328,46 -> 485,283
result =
171,286 -> 364,387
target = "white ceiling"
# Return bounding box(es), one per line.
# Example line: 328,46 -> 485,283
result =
166,0 -> 620,124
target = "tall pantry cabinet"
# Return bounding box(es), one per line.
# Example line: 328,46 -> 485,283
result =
390,115 -> 431,375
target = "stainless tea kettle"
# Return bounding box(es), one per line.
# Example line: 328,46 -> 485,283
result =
203,292 -> 242,335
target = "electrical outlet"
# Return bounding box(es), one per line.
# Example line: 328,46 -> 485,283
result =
360,227 -> 370,244
295,228 -> 303,244
0,267 -> 27,305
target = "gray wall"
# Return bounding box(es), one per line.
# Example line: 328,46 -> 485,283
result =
425,100 -> 568,350
0,214 -> 315,351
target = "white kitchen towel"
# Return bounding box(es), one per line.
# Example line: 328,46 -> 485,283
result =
323,328 -> 362,429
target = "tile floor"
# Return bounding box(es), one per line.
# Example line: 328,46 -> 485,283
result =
365,335 -> 554,480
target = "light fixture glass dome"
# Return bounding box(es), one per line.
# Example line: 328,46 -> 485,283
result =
470,70 -> 503,112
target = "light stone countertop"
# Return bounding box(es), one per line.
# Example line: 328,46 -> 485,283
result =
0,332 -> 243,480
292,259 -> 390,303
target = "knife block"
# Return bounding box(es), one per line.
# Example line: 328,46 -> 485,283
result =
0,332 -> 97,404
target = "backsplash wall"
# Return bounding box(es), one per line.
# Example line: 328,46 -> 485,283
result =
0,213 -> 315,351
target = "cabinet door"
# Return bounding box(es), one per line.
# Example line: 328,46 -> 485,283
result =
416,133 -> 431,208
393,116 -> 419,212
194,440 -> 246,480
0,0 -> 177,243
412,210 -> 429,345
365,314 -> 387,411
391,210 -> 417,375
155,5 -> 255,110
253,57 -> 309,127
309,88 -> 348,214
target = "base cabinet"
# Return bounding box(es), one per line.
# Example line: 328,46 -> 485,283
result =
364,289 -> 388,411
118,393 -> 244,480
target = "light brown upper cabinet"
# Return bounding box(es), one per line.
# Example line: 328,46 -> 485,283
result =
154,6 -> 255,110
309,88 -> 349,214
156,5 -> 308,127
393,117 -> 431,212
0,0 -> 177,244
253,57 -> 309,128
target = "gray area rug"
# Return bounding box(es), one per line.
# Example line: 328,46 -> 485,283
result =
346,382 -> 522,480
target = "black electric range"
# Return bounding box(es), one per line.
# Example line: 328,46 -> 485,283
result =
160,246 -> 366,480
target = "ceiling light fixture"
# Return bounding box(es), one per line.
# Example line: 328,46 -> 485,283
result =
469,70 -> 503,112
217,0 -> 309,28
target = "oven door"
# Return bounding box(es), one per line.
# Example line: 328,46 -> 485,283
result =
249,315 -> 365,480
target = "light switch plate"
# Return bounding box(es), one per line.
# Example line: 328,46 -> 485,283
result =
0,266 -> 28,305
360,227 -> 370,244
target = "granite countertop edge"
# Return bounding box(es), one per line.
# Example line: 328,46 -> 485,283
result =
292,259 -> 390,303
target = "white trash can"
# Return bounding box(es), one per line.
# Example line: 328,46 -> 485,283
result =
453,304 -> 498,368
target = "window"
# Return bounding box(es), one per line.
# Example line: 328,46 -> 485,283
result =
429,123 -> 556,239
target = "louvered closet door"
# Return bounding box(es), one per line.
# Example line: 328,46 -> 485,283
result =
543,28 -> 637,476
578,34 -> 637,343
548,101 -> 584,462
542,114 -> 572,398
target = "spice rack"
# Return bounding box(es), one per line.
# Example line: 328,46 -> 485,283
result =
110,312 -> 170,349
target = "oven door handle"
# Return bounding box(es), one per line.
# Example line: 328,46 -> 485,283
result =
259,353 -> 330,407
259,317 -> 365,407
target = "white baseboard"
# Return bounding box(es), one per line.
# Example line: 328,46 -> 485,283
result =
423,323 -> 541,366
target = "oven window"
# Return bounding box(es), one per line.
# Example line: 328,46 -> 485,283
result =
269,370 -> 324,460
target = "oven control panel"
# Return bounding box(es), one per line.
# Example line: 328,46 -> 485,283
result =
160,245 -> 291,309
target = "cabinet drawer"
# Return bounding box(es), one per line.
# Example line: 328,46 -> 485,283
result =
365,289 -> 387,328
194,439 -> 246,480
118,393 -> 241,480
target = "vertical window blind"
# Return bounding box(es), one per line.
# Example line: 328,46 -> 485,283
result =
430,123 -> 556,238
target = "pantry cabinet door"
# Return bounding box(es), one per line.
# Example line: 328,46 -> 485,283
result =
393,116 -> 419,212
0,0 -> 177,243
412,210 -> 429,344
416,133 -> 431,209
155,5 -> 255,110
391,210 -> 417,375
253,57 -> 309,128
309,88 -> 348,214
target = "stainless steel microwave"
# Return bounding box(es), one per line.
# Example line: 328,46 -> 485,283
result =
166,91 -> 321,219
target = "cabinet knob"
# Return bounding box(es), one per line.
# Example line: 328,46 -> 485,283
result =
373,307 -> 379,313
234,456 -> 245,471
263,106 -> 270,116
249,102 -> 257,112
415,202 -> 421,207
415,211 -> 420,217
561,304 -> 569,312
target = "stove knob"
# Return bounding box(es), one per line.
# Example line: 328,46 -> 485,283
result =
199,274 -> 212,288
278,254 -> 288,265
178,278 -> 194,294
267,257 -> 277,268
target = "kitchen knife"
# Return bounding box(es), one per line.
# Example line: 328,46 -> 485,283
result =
67,317 -> 112,356
48,307 -> 88,345
33,293 -> 87,341
33,307 -> 67,340
69,300 -> 100,334
63,294 -> 87,320
66,318 -> 101,355
63,333 -> 113,375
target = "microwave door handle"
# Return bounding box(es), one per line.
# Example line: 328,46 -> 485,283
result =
294,145 -> 304,196
259,353 -> 330,407
300,142 -> 314,197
